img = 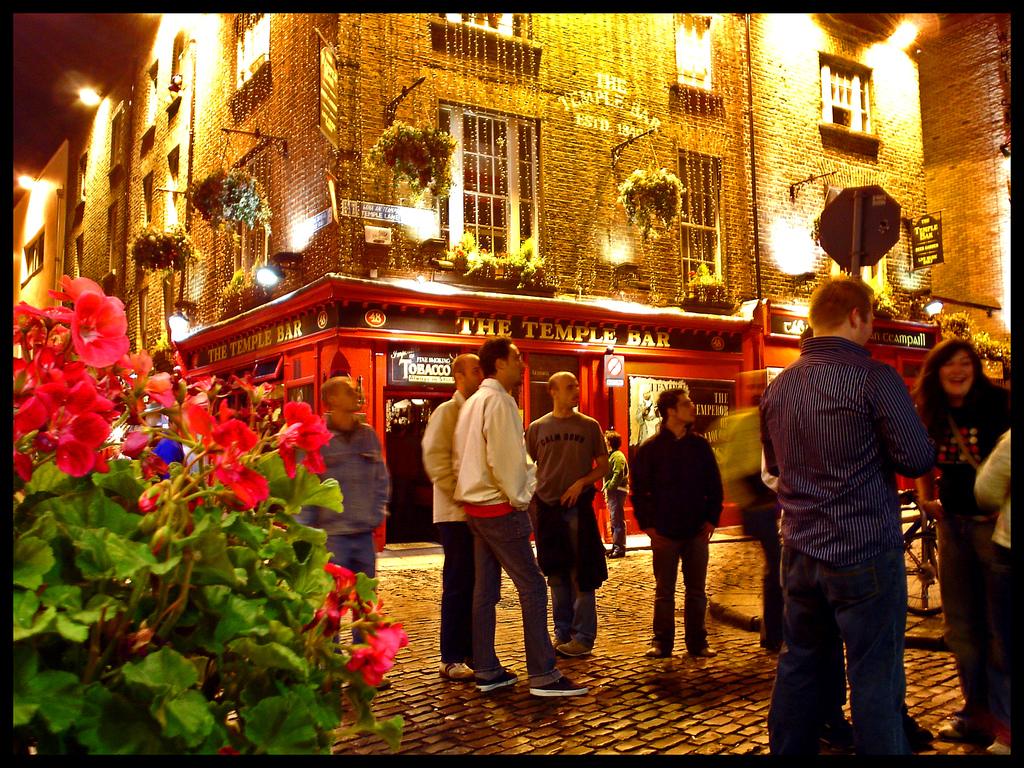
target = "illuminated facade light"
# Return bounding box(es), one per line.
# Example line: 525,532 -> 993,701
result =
79,88 -> 101,106
888,22 -> 918,49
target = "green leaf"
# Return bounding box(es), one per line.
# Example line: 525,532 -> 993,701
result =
36,488 -> 139,537
13,537 -> 55,590
159,689 -> 215,748
122,647 -> 199,698
76,683 -> 165,754
13,661 -> 82,732
243,693 -> 322,754
91,459 -> 147,505
226,638 -> 309,679
261,453 -> 344,515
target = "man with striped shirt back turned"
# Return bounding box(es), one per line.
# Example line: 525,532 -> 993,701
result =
760,276 -> 934,755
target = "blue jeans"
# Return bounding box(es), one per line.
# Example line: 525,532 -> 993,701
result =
325,532 -> 376,644
936,516 -> 1009,739
437,521 -> 475,665
548,505 -> 597,648
604,488 -> 628,552
769,546 -> 910,755
467,509 -> 561,687
649,529 -> 709,653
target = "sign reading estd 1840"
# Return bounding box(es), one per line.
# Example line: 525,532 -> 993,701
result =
911,212 -> 944,270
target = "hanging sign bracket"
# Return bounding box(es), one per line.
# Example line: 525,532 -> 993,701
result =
611,128 -> 657,168
384,76 -> 427,127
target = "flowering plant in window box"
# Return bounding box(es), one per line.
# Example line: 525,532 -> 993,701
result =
13,278 -> 406,755
688,263 -> 727,303
370,123 -> 456,199
130,226 -> 201,274
505,238 -> 547,289
186,169 -> 271,233
618,167 -> 683,241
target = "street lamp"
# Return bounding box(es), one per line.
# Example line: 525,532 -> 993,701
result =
79,88 -> 101,106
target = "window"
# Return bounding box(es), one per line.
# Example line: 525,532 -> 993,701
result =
236,13 -> 270,90
443,13 -> 529,39
23,231 -> 44,283
146,63 -> 159,126
143,172 -> 154,224
77,152 -> 88,202
138,287 -> 149,351
821,57 -> 871,133
440,104 -> 538,256
234,153 -> 271,275
110,107 -> 125,168
679,150 -> 722,283
676,14 -> 713,90
107,203 -> 118,273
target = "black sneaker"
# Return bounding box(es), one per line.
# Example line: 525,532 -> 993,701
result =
529,676 -> 588,697
475,670 -> 517,692
821,718 -> 855,753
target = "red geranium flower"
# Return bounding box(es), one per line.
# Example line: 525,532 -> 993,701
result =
275,400 -> 332,478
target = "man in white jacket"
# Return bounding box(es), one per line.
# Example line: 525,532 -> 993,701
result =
452,337 -> 587,698
421,353 -> 484,682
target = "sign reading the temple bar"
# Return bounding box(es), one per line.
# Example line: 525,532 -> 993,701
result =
911,212 -> 944,270
388,347 -> 456,387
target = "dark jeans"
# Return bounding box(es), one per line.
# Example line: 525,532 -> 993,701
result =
437,521 -> 475,665
769,546 -> 910,755
325,532 -> 376,644
741,508 -> 784,648
649,529 -> 709,653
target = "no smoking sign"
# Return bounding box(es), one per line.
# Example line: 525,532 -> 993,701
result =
604,354 -> 625,387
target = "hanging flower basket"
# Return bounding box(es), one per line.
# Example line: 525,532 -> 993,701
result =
688,263 -> 727,303
618,167 -> 684,241
130,226 -> 201,274
186,168 -> 271,232
370,123 -> 456,199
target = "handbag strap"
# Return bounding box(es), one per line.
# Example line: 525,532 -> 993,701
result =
948,413 -> 981,470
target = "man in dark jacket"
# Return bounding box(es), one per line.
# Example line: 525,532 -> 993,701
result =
632,387 -> 723,659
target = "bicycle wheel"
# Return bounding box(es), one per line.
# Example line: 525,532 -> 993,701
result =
905,530 -> 942,616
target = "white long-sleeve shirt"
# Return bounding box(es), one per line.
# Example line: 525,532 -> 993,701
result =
452,378 -> 536,511
975,428 -> 1011,549
421,390 -> 468,523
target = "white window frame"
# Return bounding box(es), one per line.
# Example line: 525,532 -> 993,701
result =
821,58 -> 872,134
146,63 -> 159,127
444,13 -> 527,39
440,104 -> 539,257
676,14 -> 713,90
236,13 -> 270,90
679,150 -> 722,283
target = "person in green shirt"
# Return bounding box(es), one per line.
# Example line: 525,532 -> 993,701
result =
603,431 -> 629,558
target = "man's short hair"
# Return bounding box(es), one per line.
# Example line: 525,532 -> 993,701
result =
808,275 -> 874,334
321,375 -> 353,404
477,337 -> 515,377
452,353 -> 478,377
656,388 -> 686,421
605,430 -> 622,451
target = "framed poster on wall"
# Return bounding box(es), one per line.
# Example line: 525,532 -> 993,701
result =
626,375 -> 735,458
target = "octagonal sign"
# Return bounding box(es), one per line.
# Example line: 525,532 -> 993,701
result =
818,185 -> 901,271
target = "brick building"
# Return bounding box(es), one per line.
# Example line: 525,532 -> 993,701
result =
14,14 -> 1010,540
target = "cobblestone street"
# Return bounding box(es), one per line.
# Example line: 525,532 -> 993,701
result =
333,534 -> 987,756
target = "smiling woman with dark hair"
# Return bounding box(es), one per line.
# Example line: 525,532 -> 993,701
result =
913,338 -> 1011,751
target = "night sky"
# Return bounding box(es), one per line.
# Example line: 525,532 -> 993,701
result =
12,13 -> 162,206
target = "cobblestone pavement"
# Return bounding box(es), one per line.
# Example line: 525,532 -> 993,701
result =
332,534 -> 988,756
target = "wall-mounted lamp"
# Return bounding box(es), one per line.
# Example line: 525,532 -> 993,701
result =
79,88 -> 102,106
255,252 -> 303,288
923,295 -> 1002,318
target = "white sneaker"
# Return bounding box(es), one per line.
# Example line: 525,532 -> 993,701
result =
987,739 -> 1011,755
439,662 -> 475,681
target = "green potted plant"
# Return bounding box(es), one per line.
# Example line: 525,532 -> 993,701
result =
13,279 -> 407,754
223,268 -> 265,314
688,263 -> 726,303
872,284 -> 898,319
130,226 -> 201,274
618,167 -> 683,241
187,169 -> 272,233
370,123 -> 457,199
505,238 -> 546,289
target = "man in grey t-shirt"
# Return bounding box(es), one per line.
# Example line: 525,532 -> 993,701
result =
526,372 -> 609,657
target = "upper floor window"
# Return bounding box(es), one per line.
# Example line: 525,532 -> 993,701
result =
444,13 -> 529,39
146,62 -> 159,126
821,56 -> 872,133
679,150 -> 722,283
236,13 -> 270,90
23,230 -> 44,284
439,104 -> 538,257
110,106 -> 125,169
77,152 -> 88,203
676,14 -> 713,90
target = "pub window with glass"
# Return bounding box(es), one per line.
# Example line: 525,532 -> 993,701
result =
679,150 -> 722,285
439,104 -> 539,258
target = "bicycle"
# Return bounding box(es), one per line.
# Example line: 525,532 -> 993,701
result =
900,489 -> 942,616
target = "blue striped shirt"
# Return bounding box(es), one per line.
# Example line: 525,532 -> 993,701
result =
760,336 -> 935,566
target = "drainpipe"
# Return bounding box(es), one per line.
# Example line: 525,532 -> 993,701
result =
745,13 -> 763,302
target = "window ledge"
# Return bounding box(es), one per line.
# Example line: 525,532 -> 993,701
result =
229,60 -> 273,123
818,122 -> 879,159
430,18 -> 541,77
670,82 -> 724,117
